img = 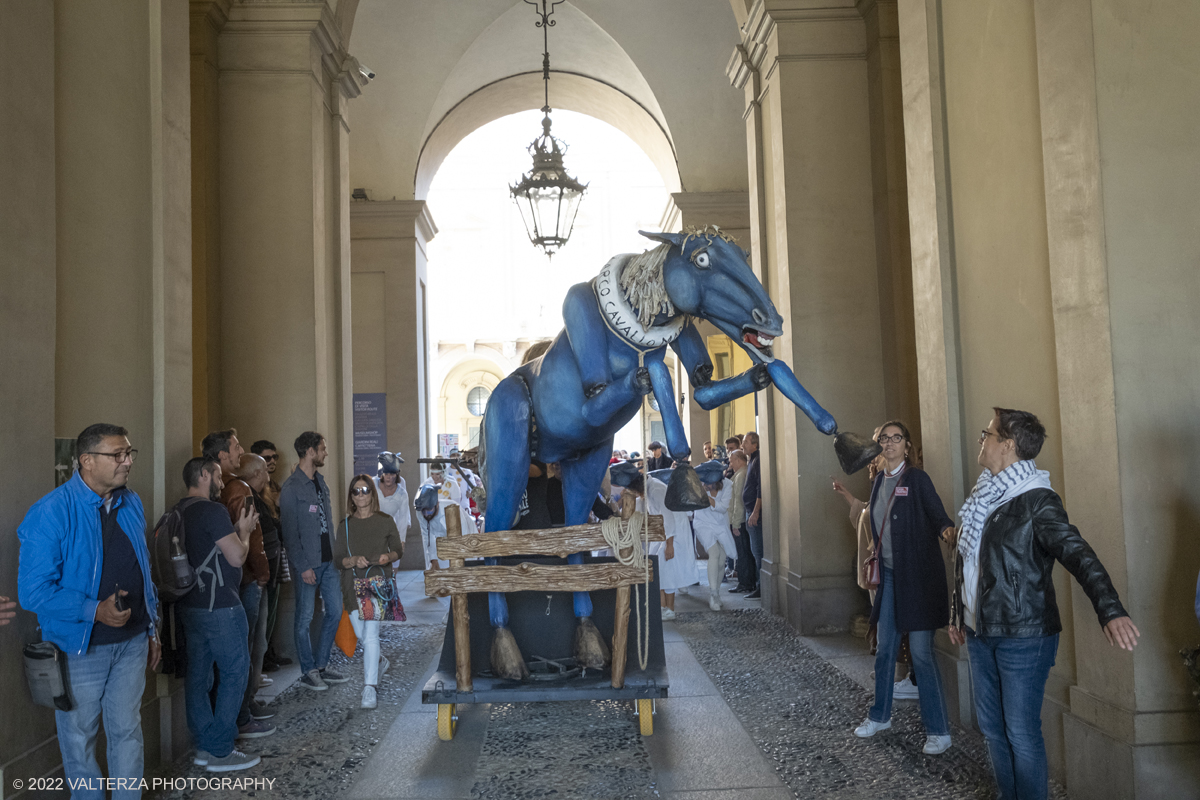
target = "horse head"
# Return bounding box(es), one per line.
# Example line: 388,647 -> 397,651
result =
638,228 -> 781,365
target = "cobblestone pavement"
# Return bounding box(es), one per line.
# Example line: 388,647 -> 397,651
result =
672,610 -> 1069,800
470,700 -> 658,800
147,623 -> 444,799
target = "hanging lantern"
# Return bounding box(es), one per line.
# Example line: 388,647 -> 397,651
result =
510,113 -> 587,256
510,0 -> 587,257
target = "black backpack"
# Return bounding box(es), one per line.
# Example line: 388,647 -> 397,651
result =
150,497 -> 219,605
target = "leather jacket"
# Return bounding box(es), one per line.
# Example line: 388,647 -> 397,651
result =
952,488 -> 1126,638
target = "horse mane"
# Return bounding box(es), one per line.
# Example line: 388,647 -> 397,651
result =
620,243 -> 673,327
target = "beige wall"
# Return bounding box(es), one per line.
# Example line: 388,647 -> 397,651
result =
0,0 -> 59,784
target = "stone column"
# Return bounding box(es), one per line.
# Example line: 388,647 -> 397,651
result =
215,0 -> 364,511
350,200 -> 437,568
53,0 -> 194,766
729,0 -> 887,630
1034,0 -> 1200,795
663,191 -> 753,454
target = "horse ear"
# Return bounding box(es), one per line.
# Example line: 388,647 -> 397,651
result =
638,230 -> 684,248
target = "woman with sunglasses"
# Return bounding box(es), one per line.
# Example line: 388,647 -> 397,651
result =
832,420 -> 957,754
333,475 -> 403,709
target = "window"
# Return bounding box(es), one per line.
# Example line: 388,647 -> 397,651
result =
467,385 -> 491,417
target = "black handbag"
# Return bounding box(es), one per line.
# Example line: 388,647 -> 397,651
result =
23,641 -> 74,711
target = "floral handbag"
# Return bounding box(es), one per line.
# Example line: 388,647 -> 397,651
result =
346,520 -> 406,622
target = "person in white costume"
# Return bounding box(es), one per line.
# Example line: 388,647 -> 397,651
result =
373,452 -> 410,572
426,463 -> 477,536
691,460 -> 737,611
413,485 -> 451,570
608,461 -> 696,620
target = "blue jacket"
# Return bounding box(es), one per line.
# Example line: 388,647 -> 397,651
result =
279,468 -> 335,574
17,473 -> 158,654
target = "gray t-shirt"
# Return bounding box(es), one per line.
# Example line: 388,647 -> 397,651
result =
873,471 -> 903,568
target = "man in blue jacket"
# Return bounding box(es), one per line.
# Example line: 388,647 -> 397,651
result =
18,423 -> 160,799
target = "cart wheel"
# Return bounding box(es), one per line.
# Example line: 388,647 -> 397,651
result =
636,699 -> 654,736
437,703 -> 457,741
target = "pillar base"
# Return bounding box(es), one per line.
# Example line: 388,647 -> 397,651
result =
781,571 -> 868,635
1064,712 -> 1200,800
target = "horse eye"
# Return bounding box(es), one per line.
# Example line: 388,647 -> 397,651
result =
693,251 -> 711,269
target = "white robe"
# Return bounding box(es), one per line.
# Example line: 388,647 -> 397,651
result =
693,481 -> 737,558
417,498 -> 454,569
426,476 -> 477,536
374,475 -> 411,539
645,477 -> 698,592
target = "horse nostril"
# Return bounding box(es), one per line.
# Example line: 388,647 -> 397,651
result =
752,308 -> 769,326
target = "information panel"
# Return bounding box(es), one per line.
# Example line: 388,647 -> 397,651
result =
352,393 -> 387,476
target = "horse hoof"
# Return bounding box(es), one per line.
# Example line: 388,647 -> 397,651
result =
573,617 -> 611,670
490,627 -> 529,681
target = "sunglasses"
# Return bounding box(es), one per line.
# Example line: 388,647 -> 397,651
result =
351,486 -> 373,496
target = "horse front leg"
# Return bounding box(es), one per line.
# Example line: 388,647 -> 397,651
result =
646,359 -> 691,461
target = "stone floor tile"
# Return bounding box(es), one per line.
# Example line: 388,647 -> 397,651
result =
662,641 -> 720,698
643,694 -> 787,794
663,789 -> 797,800
344,703 -> 490,800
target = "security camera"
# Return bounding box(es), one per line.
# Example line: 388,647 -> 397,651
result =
358,65 -> 376,81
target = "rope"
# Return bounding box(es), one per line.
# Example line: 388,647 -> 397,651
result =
596,349 -> 653,671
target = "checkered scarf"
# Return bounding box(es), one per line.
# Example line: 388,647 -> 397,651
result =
957,459 -> 1042,559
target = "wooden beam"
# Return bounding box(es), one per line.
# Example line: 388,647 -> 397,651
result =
610,584 -> 631,689
435,516 -> 665,560
424,561 -> 655,597
445,510 -> 472,692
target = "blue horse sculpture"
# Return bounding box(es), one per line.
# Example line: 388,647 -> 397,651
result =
478,227 -> 846,679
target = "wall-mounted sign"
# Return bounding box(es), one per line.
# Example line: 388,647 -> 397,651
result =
352,393 -> 387,477
437,433 -> 459,458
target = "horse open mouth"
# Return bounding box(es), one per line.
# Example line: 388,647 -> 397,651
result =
742,328 -> 776,358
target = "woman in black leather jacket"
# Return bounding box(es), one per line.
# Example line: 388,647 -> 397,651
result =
948,407 -> 1139,800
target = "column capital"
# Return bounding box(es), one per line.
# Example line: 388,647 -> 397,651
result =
661,191 -> 751,233
729,0 -> 867,88
219,0 -> 368,99
350,200 -> 438,246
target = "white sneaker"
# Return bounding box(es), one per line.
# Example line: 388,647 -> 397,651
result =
708,596 -> 722,611
854,717 -> 892,738
893,675 -> 919,699
677,587 -> 689,595
379,655 -> 390,677
660,608 -> 676,621
924,734 -> 952,754
361,685 -> 377,709
205,749 -> 260,772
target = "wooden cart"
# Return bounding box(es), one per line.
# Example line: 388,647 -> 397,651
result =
421,512 -> 669,739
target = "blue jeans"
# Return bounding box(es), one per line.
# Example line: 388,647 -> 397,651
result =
746,522 -> 763,579
869,568 -> 950,736
179,606 -> 248,758
966,628 -> 1059,800
56,633 -> 148,799
237,582 -> 262,726
293,560 -> 342,675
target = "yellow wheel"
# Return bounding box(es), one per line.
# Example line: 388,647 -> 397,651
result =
437,703 -> 457,741
636,698 -> 654,736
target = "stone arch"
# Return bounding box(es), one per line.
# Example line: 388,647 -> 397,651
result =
413,1 -> 682,198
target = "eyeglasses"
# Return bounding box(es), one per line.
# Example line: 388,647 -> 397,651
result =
261,454 -> 278,462
351,486 -> 373,496
84,449 -> 138,464
979,429 -> 998,445
877,434 -> 905,445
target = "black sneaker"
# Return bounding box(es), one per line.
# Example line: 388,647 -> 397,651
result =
746,587 -> 761,598
273,655 -> 293,666
261,659 -> 280,673
249,700 -> 275,720
729,586 -> 750,594
319,667 -> 349,684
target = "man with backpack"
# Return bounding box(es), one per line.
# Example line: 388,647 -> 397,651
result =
175,456 -> 261,772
